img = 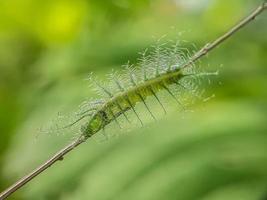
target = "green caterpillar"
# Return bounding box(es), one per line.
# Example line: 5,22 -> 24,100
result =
53,42 -> 216,140
62,42 -> 212,139
85,68 -> 184,136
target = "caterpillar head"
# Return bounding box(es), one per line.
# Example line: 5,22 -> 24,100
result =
81,111 -> 107,138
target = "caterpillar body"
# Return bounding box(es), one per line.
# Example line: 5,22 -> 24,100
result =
84,69 -> 184,137
59,42 -> 215,139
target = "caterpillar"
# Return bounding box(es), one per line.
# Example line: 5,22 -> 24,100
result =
1,3 -> 265,199
59,41 -> 217,140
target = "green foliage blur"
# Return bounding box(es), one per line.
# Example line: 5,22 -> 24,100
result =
1,0 -> 267,199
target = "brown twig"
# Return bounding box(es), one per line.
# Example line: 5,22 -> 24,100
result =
0,2 -> 266,200
0,136 -> 86,200
181,1 -> 267,69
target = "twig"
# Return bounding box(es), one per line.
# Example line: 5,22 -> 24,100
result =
0,2 -> 266,199
0,136 -> 86,200
181,1 -> 267,69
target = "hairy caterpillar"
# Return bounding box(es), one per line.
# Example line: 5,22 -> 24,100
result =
2,2 -> 266,198
60,42 -> 216,140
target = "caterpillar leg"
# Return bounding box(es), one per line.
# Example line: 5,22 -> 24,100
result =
108,107 -> 122,129
125,95 -> 143,126
115,101 -> 131,123
112,78 -> 131,124
161,83 -> 185,111
149,86 -> 167,114
137,92 -> 156,121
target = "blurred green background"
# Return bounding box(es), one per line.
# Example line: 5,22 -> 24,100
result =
1,0 -> 267,199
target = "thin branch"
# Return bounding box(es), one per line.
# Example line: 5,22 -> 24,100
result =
0,136 -> 86,200
181,1 -> 267,69
0,2 -> 266,200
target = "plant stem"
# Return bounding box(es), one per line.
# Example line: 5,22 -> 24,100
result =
0,2 -> 266,199
181,1 -> 267,69
0,136 -> 86,200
